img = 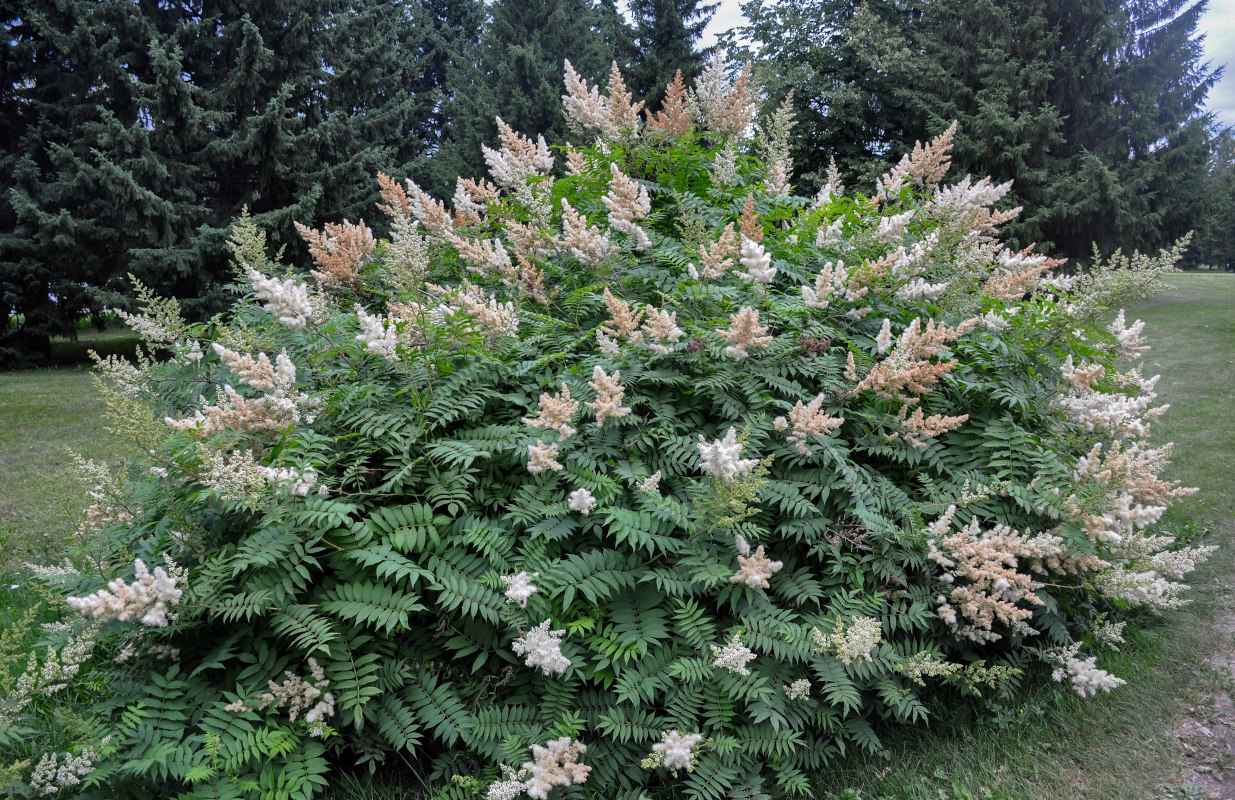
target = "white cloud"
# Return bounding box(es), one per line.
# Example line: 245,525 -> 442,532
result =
700,0 -> 748,49
1202,2 -> 1235,128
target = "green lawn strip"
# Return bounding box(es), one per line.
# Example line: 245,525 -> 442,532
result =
814,273 -> 1235,799
1135,275 -> 1235,529
0,367 -> 126,572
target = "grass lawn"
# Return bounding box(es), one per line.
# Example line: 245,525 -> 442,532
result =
0,366 -> 128,690
0,367 -> 126,573
0,275 -> 1231,799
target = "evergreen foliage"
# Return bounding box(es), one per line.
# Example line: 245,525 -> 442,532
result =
2,59 -> 1209,799
1194,128 -> 1235,269
405,0 -> 490,197
622,0 -> 718,108
0,0 -> 433,362
459,0 -> 618,166
740,0 -> 924,188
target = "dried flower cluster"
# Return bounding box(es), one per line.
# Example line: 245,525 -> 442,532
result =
165,346 -> 309,435
927,509 -> 1064,642
521,737 -> 591,800
600,288 -> 646,344
451,283 -> 521,338
800,260 -> 866,309
983,247 -> 1063,301
718,306 -> 773,361
483,118 -> 555,190
690,223 -> 739,280
688,53 -> 756,136
890,405 -> 969,448
603,164 -> 652,250
730,545 -> 783,589
646,70 -> 692,138
523,384 -> 580,440
642,306 -> 685,354
553,199 -> 615,267
405,177 -> 455,235
526,441 -> 563,475
855,317 -> 977,402
295,219 -> 375,287
562,60 -> 643,141
212,344 -> 296,396
586,366 -> 631,427
876,121 -> 957,199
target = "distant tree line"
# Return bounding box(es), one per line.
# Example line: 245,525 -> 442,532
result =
0,0 -> 1227,364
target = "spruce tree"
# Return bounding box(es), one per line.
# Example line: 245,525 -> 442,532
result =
740,0 -> 926,190
480,0 -> 616,153
1193,128 -> 1235,269
906,0 -> 1069,251
0,0 -> 437,362
623,0 -> 718,107
1089,0 -> 1216,253
406,0 -> 489,196
1,1 -> 157,354
596,0 -> 637,71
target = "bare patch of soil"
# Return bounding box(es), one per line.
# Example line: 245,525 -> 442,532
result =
1163,614 -> 1235,799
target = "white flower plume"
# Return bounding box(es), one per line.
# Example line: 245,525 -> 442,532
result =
697,427 -> 757,483
513,620 -> 571,675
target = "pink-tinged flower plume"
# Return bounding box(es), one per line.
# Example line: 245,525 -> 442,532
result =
718,306 -> 772,361
585,366 -> 631,427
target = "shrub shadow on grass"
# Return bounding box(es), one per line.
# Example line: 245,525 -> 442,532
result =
49,327 -> 142,365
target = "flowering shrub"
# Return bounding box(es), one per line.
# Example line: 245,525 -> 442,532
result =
4,55 -> 1210,799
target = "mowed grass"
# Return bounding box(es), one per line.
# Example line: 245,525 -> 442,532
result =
1,323 -> 139,579
1135,275 -> 1235,528
820,273 -> 1235,800
0,366 -> 127,681
0,367 -> 126,573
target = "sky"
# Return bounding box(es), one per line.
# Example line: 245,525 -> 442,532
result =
1204,0 -> 1235,128
696,0 -> 1235,130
